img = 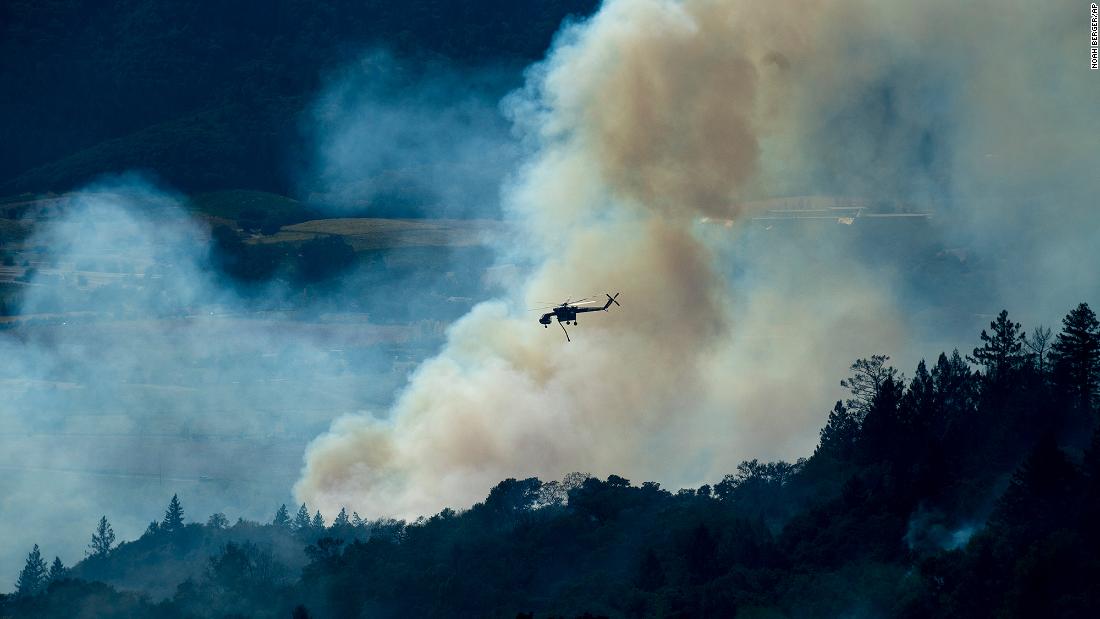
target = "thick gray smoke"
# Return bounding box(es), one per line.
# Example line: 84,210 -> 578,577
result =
296,0 -> 1099,519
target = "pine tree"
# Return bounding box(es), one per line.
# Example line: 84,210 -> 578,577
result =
162,494 -> 185,531
932,349 -> 976,417
903,359 -> 937,429
968,310 -> 1027,382
273,504 -> 291,528
294,504 -> 311,532
332,508 -> 350,530
351,512 -> 365,528
856,372 -> 907,465
15,544 -> 47,597
1050,303 -> 1100,411
89,515 -> 115,557
817,401 -> 860,461
47,557 -> 66,583
311,510 -> 326,530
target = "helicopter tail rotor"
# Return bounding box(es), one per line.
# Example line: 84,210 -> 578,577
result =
604,292 -> 621,310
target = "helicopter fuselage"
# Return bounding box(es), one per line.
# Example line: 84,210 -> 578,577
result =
540,306 -> 578,325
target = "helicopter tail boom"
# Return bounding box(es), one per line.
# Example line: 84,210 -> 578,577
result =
603,292 -> 621,310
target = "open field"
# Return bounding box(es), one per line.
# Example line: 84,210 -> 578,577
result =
255,217 -> 505,250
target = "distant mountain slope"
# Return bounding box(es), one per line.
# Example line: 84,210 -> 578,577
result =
0,0 -> 598,196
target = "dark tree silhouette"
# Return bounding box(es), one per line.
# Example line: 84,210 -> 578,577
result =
484,477 -> 543,515
206,542 -> 284,603
683,524 -> 718,583
293,504 -> 311,532
15,544 -> 47,597
296,236 -> 356,283
331,508 -> 350,531
991,434 -> 1080,543
816,401 -> 861,461
840,355 -> 900,416
1023,325 -> 1054,376
904,359 -> 937,428
206,513 -> 230,529
8,301 -> 1100,619
856,370 -> 907,465
931,350 -> 976,421
1050,303 -> 1100,412
89,516 -> 115,557
162,494 -> 185,531
968,310 -> 1027,382
47,557 -> 66,583
273,504 -> 291,528
635,548 -> 666,592
311,511 -> 326,530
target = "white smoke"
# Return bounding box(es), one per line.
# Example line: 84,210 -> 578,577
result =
0,179 -> 405,580
303,52 -> 520,218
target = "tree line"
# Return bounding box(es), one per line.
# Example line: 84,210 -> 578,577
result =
3,301 -> 1098,617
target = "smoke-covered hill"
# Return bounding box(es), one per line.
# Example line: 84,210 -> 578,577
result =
0,0 -> 598,197
3,302 -> 1099,618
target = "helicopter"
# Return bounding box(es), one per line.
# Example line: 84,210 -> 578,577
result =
533,292 -> 620,342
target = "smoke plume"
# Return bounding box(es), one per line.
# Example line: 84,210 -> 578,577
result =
297,0 -> 1098,518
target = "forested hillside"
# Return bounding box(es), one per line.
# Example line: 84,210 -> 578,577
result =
4,302 -> 1098,618
0,0 -> 598,196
